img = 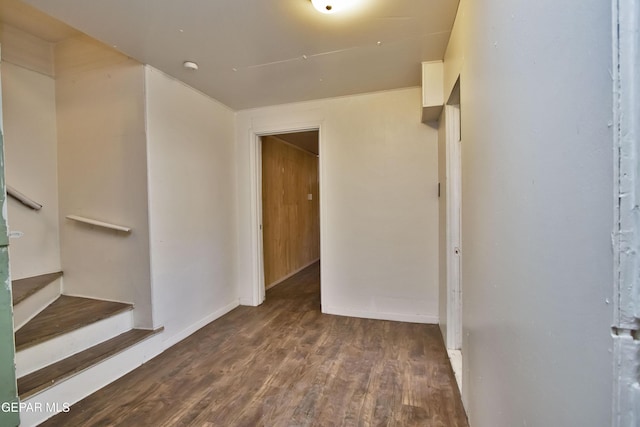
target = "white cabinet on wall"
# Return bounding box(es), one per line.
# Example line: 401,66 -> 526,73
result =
421,60 -> 444,123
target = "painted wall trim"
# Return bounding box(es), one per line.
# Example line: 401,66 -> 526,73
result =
612,0 -> 640,329
239,297 -> 255,306
612,0 -> 640,425
249,129 -> 265,306
447,349 -> 462,392
161,299 -> 239,350
143,65 -> 159,331
247,119 -> 325,308
323,305 -> 439,324
445,101 -> 462,350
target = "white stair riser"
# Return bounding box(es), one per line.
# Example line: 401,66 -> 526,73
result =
13,280 -> 62,331
18,332 -> 163,427
16,309 -> 133,377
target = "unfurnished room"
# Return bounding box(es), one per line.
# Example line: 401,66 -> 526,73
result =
0,0 -> 637,426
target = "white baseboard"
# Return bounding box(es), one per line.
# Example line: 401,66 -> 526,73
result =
161,299 -> 239,350
323,305 -> 439,324
265,258 -> 320,290
447,349 -> 462,393
239,297 -> 256,306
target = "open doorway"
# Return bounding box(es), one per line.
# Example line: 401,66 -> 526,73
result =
259,130 -> 320,301
441,79 -> 462,391
446,82 -> 462,350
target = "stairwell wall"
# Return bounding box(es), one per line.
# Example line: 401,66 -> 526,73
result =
1,26 -> 61,280
55,36 -> 153,328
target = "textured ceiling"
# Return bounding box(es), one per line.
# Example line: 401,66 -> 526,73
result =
21,0 -> 459,110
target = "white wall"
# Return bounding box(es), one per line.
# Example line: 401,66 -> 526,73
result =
145,67 -> 238,346
55,36 -> 153,328
443,1 -> 614,425
236,87 -> 439,323
2,61 -> 61,279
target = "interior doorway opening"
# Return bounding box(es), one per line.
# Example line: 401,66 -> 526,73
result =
442,78 -> 463,392
258,130 -> 320,302
445,82 -> 462,351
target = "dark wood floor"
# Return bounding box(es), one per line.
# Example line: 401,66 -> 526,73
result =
42,262 -> 468,427
15,296 -> 132,351
12,271 -> 62,305
19,328 -> 161,399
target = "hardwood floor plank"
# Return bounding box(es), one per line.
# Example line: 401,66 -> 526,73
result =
18,328 -> 162,399
11,271 -> 62,306
14,296 -> 132,351
42,262 -> 468,427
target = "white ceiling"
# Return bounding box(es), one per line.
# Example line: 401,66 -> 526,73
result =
0,0 -> 78,42
21,0 -> 459,110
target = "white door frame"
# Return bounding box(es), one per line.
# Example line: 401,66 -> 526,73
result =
445,103 -> 462,350
611,0 -> 639,425
249,122 -> 324,306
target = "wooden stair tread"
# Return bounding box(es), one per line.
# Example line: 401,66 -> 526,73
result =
18,328 -> 163,399
15,296 -> 133,352
12,272 -> 63,306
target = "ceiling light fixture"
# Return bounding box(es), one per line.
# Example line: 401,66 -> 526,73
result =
311,0 -> 354,14
311,0 -> 335,13
183,61 -> 199,71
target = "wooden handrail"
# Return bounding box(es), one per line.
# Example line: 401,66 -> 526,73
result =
66,215 -> 131,233
7,185 -> 42,210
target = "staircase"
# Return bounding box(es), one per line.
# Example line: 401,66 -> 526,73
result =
12,273 -> 163,426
